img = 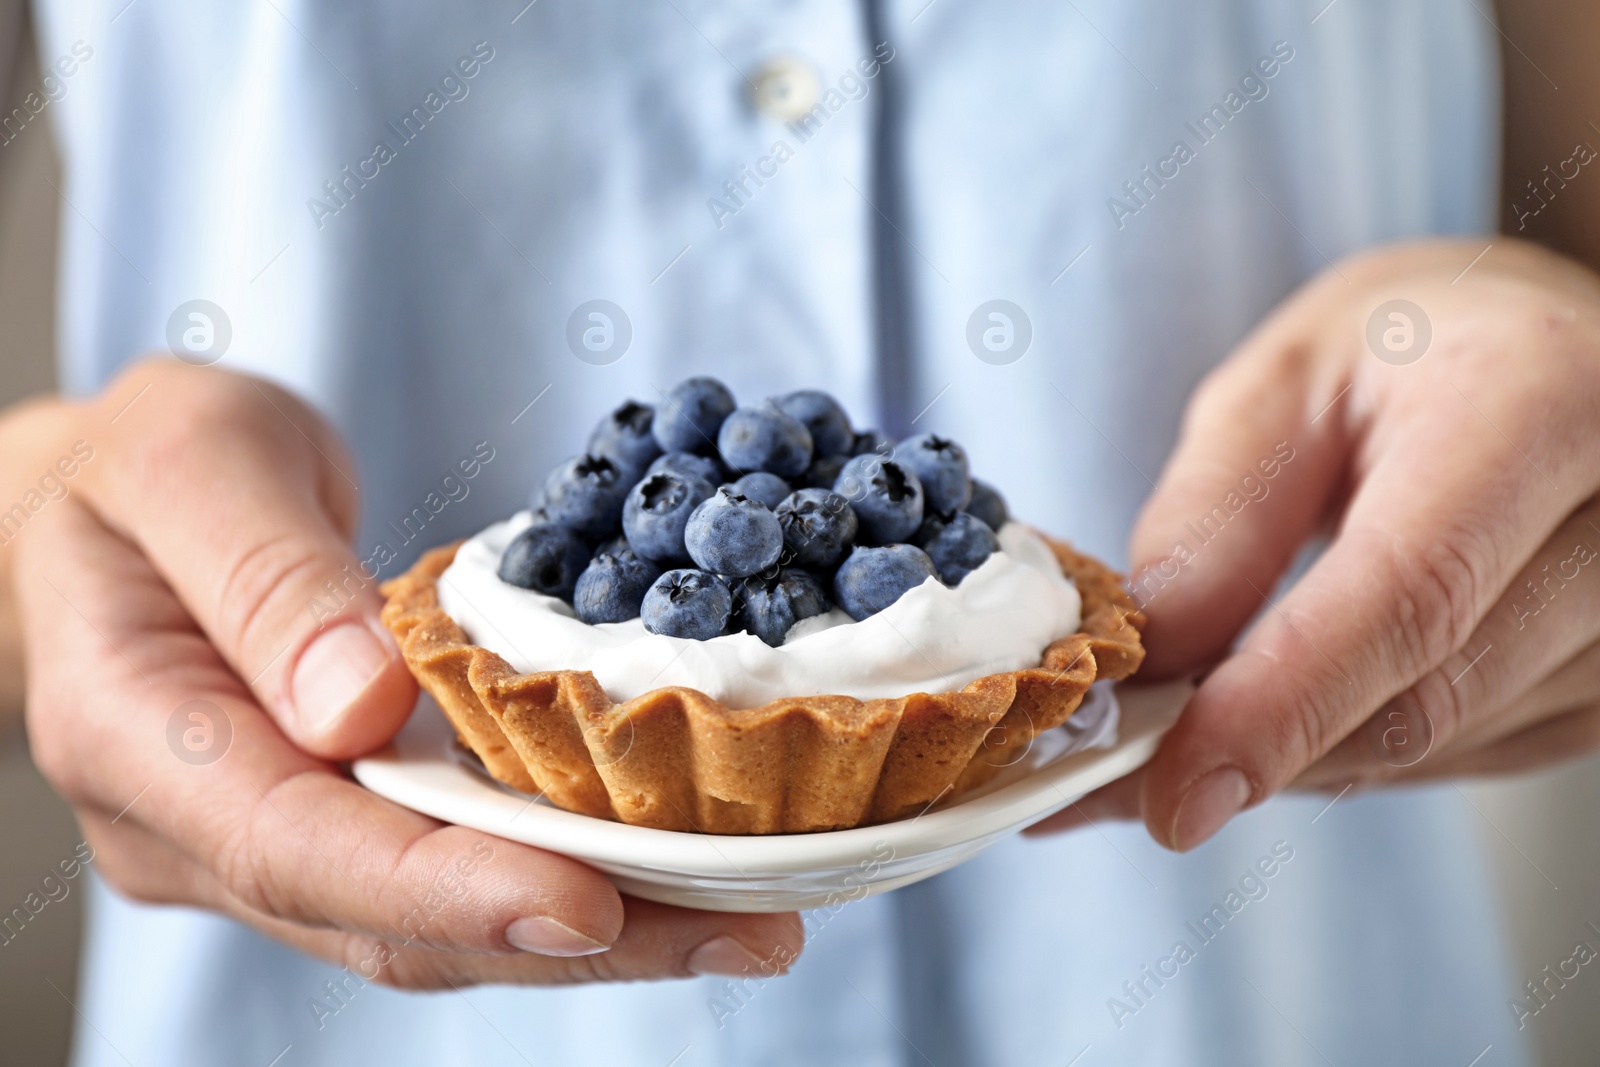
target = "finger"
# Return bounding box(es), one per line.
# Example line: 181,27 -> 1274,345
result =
76,809 -> 220,910
236,897 -> 806,990
83,805 -> 807,988
80,741 -> 805,983
16,502 -> 624,956
1297,502 -> 1600,785
77,360 -> 413,757
1466,639 -> 1600,746
1126,288 -> 1355,677
1378,701 -> 1600,781
1023,767 -> 1144,836
1297,638 -> 1600,790
1140,287 -> 1600,850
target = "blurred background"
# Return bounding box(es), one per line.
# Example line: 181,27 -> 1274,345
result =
1,5 -> 1598,1064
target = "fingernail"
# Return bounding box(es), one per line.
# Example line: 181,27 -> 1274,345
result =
505,916 -> 609,956
687,935 -> 765,977
290,622 -> 393,735
1170,766 -> 1252,851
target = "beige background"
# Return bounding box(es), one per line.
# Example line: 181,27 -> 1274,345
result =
0,7 -> 82,1066
0,10 -> 1598,1066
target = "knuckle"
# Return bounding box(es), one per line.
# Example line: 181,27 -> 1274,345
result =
84,831 -> 184,907
1408,629 -> 1504,748
1236,640 -> 1343,779
1381,530 -> 1486,674
112,392 -> 257,511
359,942 -> 490,991
1182,367 -> 1244,435
108,369 -> 319,502
1267,678 -> 1338,779
360,948 -> 424,990
126,369 -> 257,448
95,856 -> 174,907
1396,669 -> 1467,752
323,931 -> 411,989
559,950 -> 631,984
211,817 -> 274,920
366,968 -> 417,991
213,532 -> 330,658
24,700 -> 90,803
372,830 -> 456,945
1187,339 -> 1307,433
212,774 -> 314,924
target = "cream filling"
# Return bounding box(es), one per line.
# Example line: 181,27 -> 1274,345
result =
436,513 -> 1083,710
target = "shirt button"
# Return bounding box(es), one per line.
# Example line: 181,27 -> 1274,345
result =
750,57 -> 820,123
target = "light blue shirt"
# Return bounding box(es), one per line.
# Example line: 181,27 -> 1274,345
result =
39,0 -> 1528,1063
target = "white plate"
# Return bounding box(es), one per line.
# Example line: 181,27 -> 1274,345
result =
353,678 -> 1193,912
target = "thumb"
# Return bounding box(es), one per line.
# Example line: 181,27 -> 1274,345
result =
1127,335 -> 1350,677
81,362 -> 415,757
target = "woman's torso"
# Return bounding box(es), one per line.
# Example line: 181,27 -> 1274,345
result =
39,1 -> 1526,1063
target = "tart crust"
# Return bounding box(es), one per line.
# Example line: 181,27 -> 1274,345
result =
379,535 -> 1145,834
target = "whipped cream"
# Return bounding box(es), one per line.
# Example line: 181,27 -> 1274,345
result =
436,512 -> 1083,710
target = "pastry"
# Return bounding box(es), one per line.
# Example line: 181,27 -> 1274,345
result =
381,379 -> 1144,834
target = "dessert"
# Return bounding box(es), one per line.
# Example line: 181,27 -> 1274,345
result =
380,378 -> 1145,834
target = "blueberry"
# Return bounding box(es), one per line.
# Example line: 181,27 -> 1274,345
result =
913,511 -> 999,585
653,376 -> 735,455
832,455 -> 924,544
573,544 -> 664,624
896,433 -> 972,514
538,454 -> 632,539
728,471 -> 792,509
850,430 -> 892,457
592,533 -> 631,558
966,478 -> 1009,532
717,403 -> 813,478
523,502 -> 559,529
684,488 -> 784,578
774,488 -> 859,570
800,453 -> 847,489
641,569 -> 733,640
737,568 -> 831,646
622,471 -> 715,564
497,523 -> 591,600
832,544 -> 938,621
647,450 -> 725,486
586,400 -> 662,475
774,390 -> 854,457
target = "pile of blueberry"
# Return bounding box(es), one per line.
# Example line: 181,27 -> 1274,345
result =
497,377 -> 1010,644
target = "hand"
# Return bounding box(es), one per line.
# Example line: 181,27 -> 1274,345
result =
1032,239 -> 1600,850
10,359 -> 801,986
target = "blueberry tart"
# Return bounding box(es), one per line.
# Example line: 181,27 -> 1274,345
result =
380,378 -> 1144,834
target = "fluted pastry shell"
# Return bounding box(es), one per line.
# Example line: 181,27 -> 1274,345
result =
379,534 -> 1145,834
